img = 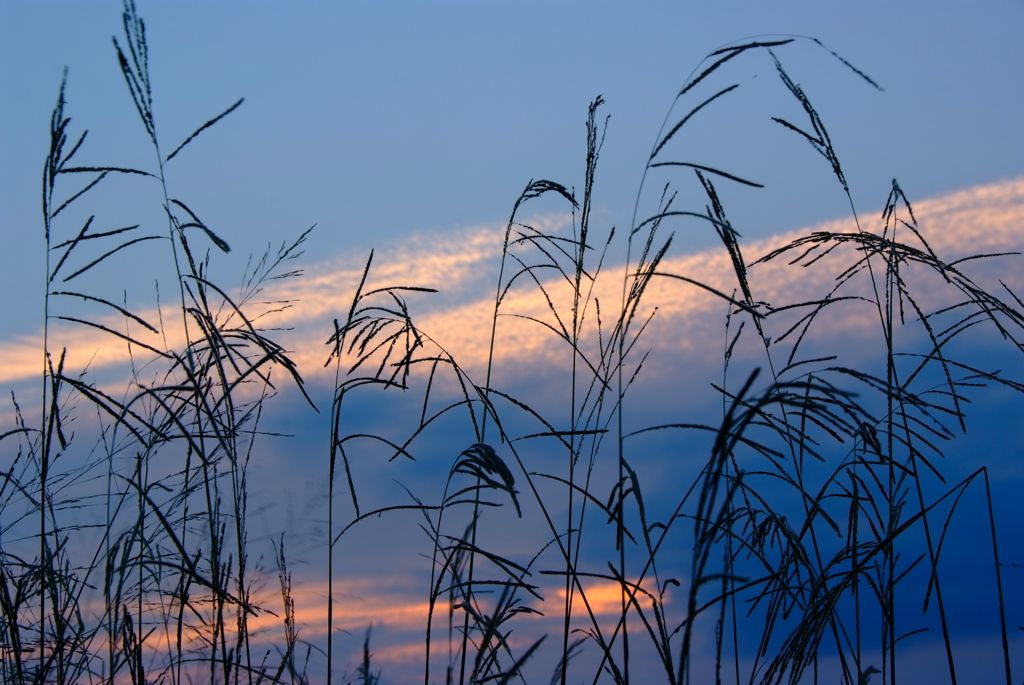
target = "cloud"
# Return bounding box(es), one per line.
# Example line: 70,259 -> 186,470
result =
5,177 -> 1022,395
287,176 -> 1024,381
265,176 -> 1024,682
3,178 -> 1023,684
232,570 -> 677,684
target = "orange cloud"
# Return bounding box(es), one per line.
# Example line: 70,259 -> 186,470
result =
3,178 -> 1022,397
229,571 -> 674,682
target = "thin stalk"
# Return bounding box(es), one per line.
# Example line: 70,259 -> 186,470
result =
982,469 -> 1013,685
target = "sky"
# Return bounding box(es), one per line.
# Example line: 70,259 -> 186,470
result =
2,1 -> 1024,683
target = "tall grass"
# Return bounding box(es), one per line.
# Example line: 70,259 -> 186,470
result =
2,3 -> 1020,684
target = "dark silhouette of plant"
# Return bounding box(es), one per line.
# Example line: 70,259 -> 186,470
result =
2,4 -> 1020,685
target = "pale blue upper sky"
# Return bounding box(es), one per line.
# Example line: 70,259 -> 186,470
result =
2,0 -> 1024,337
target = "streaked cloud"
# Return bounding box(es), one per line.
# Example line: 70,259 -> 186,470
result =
3,178 -> 1022,396
234,572 -> 674,684
3,178 -> 1021,683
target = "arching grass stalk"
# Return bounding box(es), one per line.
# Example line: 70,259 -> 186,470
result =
474,177 -> 575,685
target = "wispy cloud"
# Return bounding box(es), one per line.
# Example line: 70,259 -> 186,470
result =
4,178 -> 1022,394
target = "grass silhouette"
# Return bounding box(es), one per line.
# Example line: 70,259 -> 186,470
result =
2,2 -> 1020,684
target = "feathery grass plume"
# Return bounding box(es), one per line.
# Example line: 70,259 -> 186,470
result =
2,2 -> 316,683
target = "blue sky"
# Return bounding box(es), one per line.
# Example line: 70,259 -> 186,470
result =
3,1 -> 1024,332
2,1 -> 1024,683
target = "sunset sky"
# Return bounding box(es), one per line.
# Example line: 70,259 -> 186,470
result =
2,1 -> 1023,683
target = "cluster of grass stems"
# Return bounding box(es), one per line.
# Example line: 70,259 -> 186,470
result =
2,2 -> 1020,683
